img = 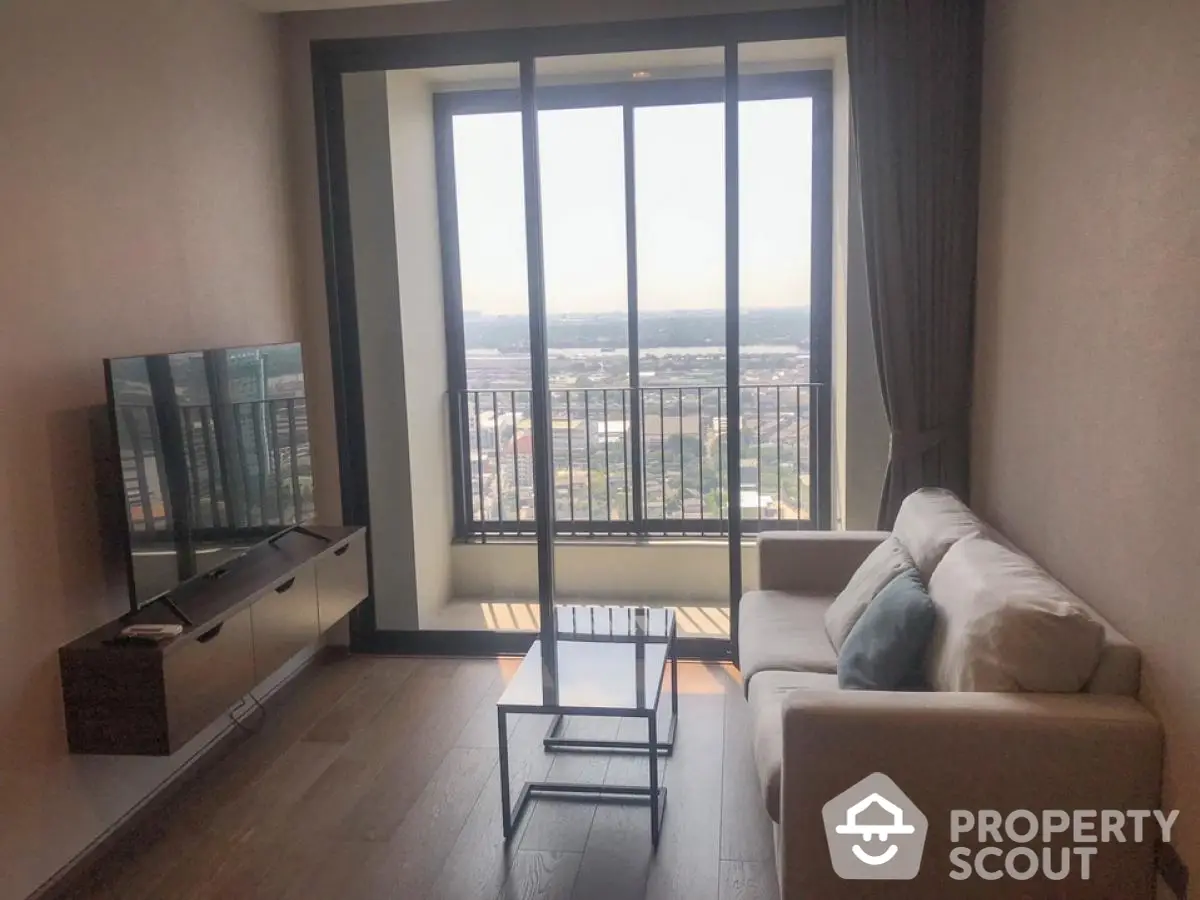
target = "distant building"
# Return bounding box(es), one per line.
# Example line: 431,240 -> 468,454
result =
642,413 -> 702,442
595,419 -> 629,443
515,434 -> 534,487
741,489 -> 778,518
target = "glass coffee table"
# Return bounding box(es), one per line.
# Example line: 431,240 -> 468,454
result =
496,605 -> 678,848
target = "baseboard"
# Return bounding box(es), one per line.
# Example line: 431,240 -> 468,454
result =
28,644 -> 343,900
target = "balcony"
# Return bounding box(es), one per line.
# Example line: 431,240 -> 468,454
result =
454,384 -> 821,539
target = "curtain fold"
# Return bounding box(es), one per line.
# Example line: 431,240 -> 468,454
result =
847,0 -> 986,528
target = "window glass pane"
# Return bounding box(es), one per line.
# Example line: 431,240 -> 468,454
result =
739,42 -> 822,525
436,62 -> 532,533
739,97 -> 812,383
539,105 -> 629,388
452,111 -> 530,390
531,49 -> 728,557
634,98 -> 725,525
537,103 -> 629,525
635,102 -> 726,388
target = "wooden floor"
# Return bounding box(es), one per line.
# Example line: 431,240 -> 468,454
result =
69,655 -> 779,900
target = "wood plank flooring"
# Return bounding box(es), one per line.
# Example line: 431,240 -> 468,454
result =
67,655 -> 779,900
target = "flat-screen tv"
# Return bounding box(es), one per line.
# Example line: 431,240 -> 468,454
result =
103,342 -> 316,609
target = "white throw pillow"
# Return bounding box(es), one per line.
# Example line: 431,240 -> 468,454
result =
892,488 -> 985,579
824,537 -> 914,651
926,536 -> 1105,692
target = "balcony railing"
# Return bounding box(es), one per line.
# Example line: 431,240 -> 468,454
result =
455,384 -> 821,539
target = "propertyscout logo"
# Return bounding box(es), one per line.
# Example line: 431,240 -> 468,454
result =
823,773 -> 1178,883
823,773 -> 928,879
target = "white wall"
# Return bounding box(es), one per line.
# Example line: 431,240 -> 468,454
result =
452,541 -> 760,607
342,71 -> 421,631
387,70 -> 455,625
342,70 -> 455,630
830,45 -> 889,530
841,137 -> 890,529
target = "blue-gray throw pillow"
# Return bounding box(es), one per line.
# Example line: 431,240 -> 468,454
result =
838,568 -> 936,690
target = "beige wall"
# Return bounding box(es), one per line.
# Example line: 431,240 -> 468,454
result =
0,0 -> 297,895
972,0 -> 1200,879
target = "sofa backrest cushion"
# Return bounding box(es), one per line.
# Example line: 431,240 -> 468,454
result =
977,522 -> 1141,696
1080,608 -> 1142,696
892,488 -> 985,579
824,536 -> 914,651
926,536 -> 1106,692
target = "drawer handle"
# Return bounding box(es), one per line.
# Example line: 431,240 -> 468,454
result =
275,577 -> 296,594
196,623 -> 224,644
334,543 -> 350,557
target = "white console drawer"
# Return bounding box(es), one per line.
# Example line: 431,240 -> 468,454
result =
316,530 -> 368,631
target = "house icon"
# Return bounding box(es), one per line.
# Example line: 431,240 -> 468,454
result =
835,792 -> 916,841
822,774 -> 928,879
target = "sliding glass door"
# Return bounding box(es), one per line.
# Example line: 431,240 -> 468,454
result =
313,13 -> 838,653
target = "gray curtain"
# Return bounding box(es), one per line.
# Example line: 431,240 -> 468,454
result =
847,0 -> 985,528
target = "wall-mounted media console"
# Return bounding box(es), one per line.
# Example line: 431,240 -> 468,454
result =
59,525 -> 367,756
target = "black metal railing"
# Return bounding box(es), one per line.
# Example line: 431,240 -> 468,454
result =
456,384 -> 820,538
116,398 -> 313,535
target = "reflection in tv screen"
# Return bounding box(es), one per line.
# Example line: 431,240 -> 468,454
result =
104,343 -> 317,607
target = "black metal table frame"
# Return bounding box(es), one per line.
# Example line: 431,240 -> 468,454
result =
497,626 -> 679,849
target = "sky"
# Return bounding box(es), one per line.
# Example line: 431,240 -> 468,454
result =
452,98 -> 814,317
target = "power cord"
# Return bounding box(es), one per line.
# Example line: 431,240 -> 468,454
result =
228,692 -> 267,735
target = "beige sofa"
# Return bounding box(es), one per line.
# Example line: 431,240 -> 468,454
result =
738,489 -> 1163,899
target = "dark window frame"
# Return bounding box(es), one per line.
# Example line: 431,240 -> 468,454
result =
434,70 -> 834,542
309,8 -> 844,653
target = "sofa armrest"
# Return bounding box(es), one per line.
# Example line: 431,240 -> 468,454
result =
757,531 -> 888,594
777,690 -> 1163,899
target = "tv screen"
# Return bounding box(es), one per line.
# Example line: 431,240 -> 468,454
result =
104,342 -> 316,608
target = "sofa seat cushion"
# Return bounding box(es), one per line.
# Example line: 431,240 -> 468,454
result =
738,591 -> 838,689
926,536 -> 1106,692
748,670 -> 840,823
823,536 -> 915,651
892,487 -> 985,579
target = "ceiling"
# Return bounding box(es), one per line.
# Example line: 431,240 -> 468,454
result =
240,0 -> 444,11
411,39 -> 844,91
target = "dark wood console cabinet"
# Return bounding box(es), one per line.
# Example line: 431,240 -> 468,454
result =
59,525 -> 368,756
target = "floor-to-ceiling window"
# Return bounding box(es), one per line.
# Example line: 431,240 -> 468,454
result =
441,56 -> 832,543
315,16 -> 841,652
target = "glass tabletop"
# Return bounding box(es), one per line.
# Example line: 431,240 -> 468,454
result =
552,605 -> 675,642
497,636 -> 670,713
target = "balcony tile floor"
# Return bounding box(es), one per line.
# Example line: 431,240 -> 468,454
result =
430,598 -> 731,639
